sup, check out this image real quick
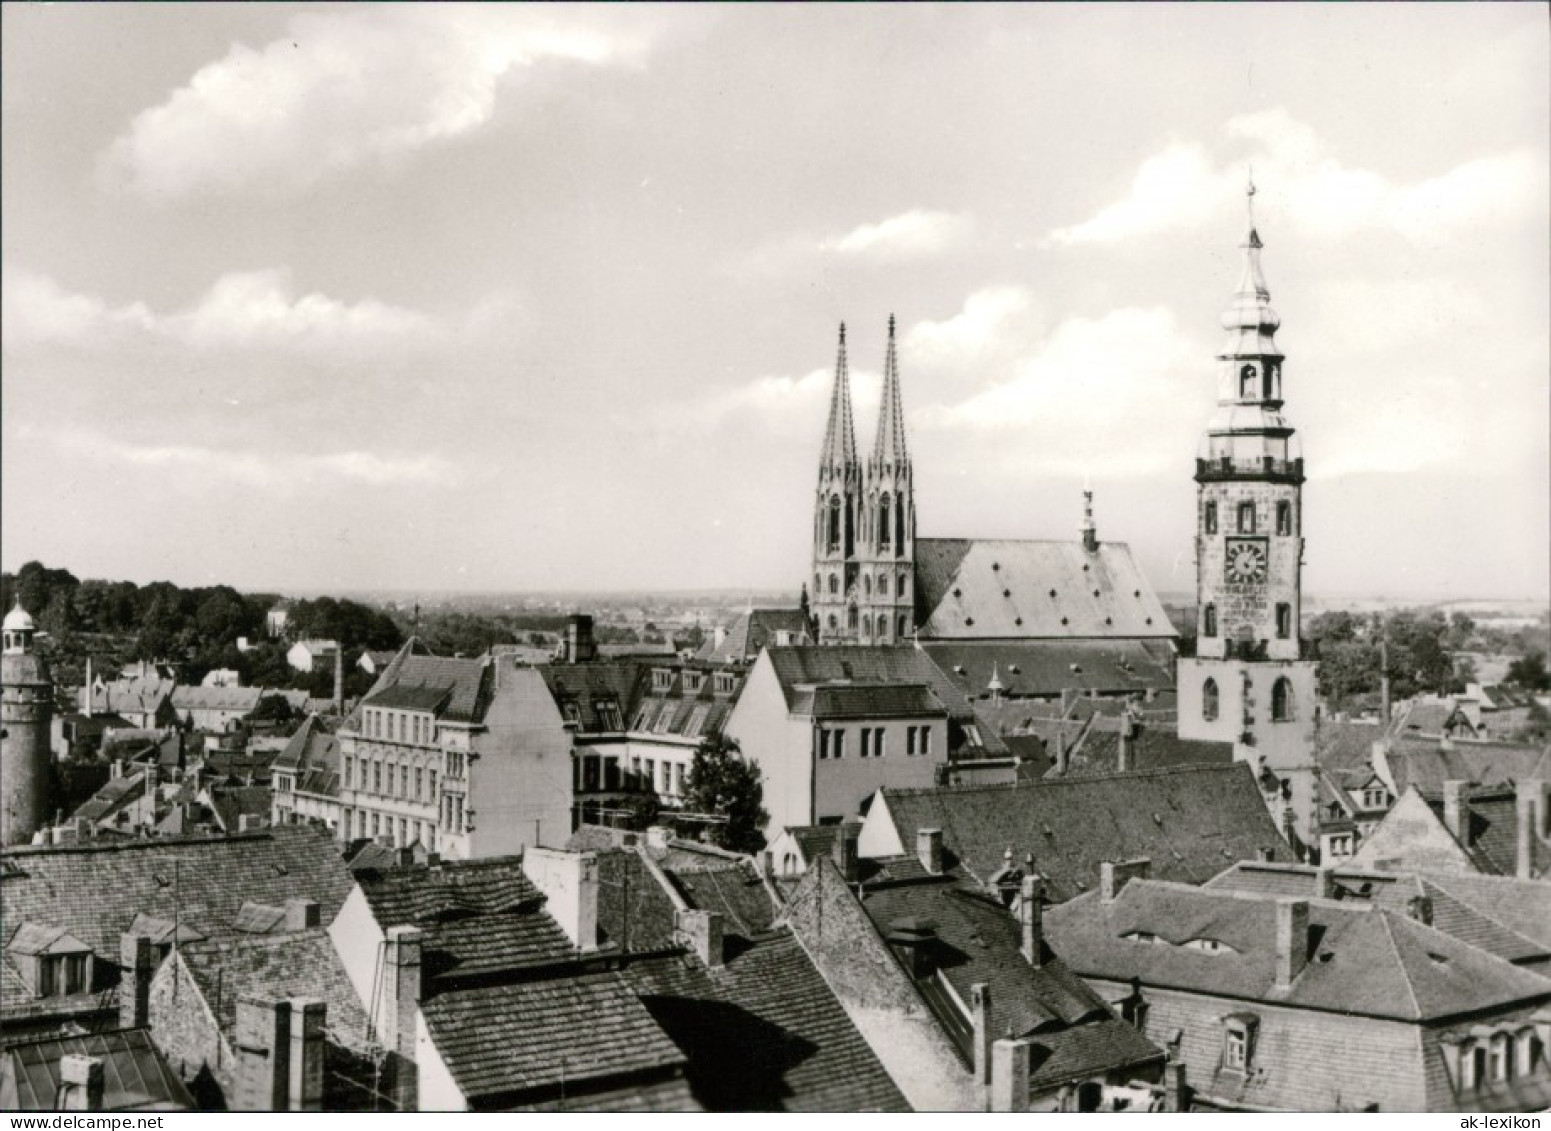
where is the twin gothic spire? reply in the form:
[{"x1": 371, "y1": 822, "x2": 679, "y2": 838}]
[{"x1": 818, "y1": 316, "x2": 909, "y2": 479}]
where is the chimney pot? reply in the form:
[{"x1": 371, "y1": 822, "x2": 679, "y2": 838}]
[
  {"x1": 917, "y1": 827, "x2": 944, "y2": 875},
  {"x1": 1443, "y1": 780, "x2": 1470, "y2": 846},
  {"x1": 524, "y1": 848, "x2": 599, "y2": 951},
  {"x1": 119, "y1": 934, "x2": 155, "y2": 1030}
]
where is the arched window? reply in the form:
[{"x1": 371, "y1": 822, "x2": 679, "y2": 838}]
[
  {"x1": 1239, "y1": 363, "x2": 1257, "y2": 398},
  {"x1": 847, "y1": 606, "x2": 858, "y2": 629},
  {"x1": 827, "y1": 496, "x2": 841, "y2": 551},
  {"x1": 1276, "y1": 501, "x2": 1293, "y2": 536},
  {"x1": 898, "y1": 614, "x2": 910, "y2": 638},
  {"x1": 877, "y1": 614, "x2": 889, "y2": 640},
  {"x1": 1237, "y1": 501, "x2": 1256, "y2": 533},
  {"x1": 827, "y1": 614, "x2": 838, "y2": 629},
  {"x1": 879, "y1": 494, "x2": 892, "y2": 548},
  {"x1": 813, "y1": 573, "x2": 821, "y2": 597},
  {"x1": 828, "y1": 573, "x2": 839, "y2": 595},
  {"x1": 863, "y1": 575, "x2": 872, "y2": 597},
  {"x1": 1271, "y1": 678, "x2": 1293, "y2": 722},
  {"x1": 1203, "y1": 604, "x2": 1217, "y2": 638},
  {"x1": 1276, "y1": 603, "x2": 1292, "y2": 639},
  {"x1": 1202, "y1": 679, "x2": 1219, "y2": 722},
  {"x1": 895, "y1": 500, "x2": 906, "y2": 555},
  {"x1": 899, "y1": 571, "x2": 909, "y2": 595},
  {"x1": 878, "y1": 573, "x2": 889, "y2": 596},
  {"x1": 860, "y1": 617, "x2": 871, "y2": 640},
  {"x1": 1204, "y1": 501, "x2": 1218, "y2": 534}
]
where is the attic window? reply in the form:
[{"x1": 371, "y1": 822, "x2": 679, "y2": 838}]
[
  {"x1": 1134, "y1": 590, "x2": 1141, "y2": 598},
  {"x1": 1069, "y1": 664, "x2": 1081, "y2": 673},
  {"x1": 1428, "y1": 952, "x2": 1449, "y2": 965},
  {"x1": 1145, "y1": 618, "x2": 1153, "y2": 626},
  {"x1": 1105, "y1": 617, "x2": 1113, "y2": 625},
  {"x1": 965, "y1": 617, "x2": 975, "y2": 627},
  {"x1": 1010, "y1": 665, "x2": 1021, "y2": 675},
  {"x1": 1082, "y1": 563, "x2": 1090, "y2": 572}
]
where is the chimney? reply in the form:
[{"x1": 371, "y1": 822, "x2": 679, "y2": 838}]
[
  {"x1": 333, "y1": 645, "x2": 344, "y2": 714},
  {"x1": 381, "y1": 926, "x2": 421, "y2": 1112},
  {"x1": 58, "y1": 1054, "x2": 104, "y2": 1112},
  {"x1": 238, "y1": 813, "x2": 261, "y2": 833},
  {"x1": 1165, "y1": 1058, "x2": 1189, "y2": 1113},
  {"x1": 989, "y1": 1038, "x2": 1030, "y2": 1113},
  {"x1": 234, "y1": 995, "x2": 291, "y2": 1111},
  {"x1": 119, "y1": 934, "x2": 154, "y2": 1029},
  {"x1": 1116, "y1": 721, "x2": 1135, "y2": 774},
  {"x1": 1443, "y1": 780, "x2": 1469, "y2": 846},
  {"x1": 111, "y1": 758, "x2": 124, "y2": 781},
  {"x1": 284, "y1": 898, "x2": 321, "y2": 932},
  {"x1": 1379, "y1": 639, "x2": 1391, "y2": 726},
  {"x1": 1053, "y1": 729, "x2": 1069, "y2": 775},
  {"x1": 524, "y1": 848, "x2": 600, "y2": 951},
  {"x1": 1257, "y1": 847, "x2": 1275, "y2": 863},
  {"x1": 1080, "y1": 489, "x2": 1098, "y2": 554},
  {"x1": 564, "y1": 615, "x2": 597, "y2": 664},
  {"x1": 676, "y1": 908, "x2": 725, "y2": 968},
  {"x1": 971, "y1": 983, "x2": 993, "y2": 1088},
  {"x1": 1516, "y1": 780, "x2": 1544, "y2": 880},
  {"x1": 84, "y1": 656, "x2": 94, "y2": 718},
  {"x1": 286, "y1": 998, "x2": 326, "y2": 1112},
  {"x1": 1100, "y1": 858, "x2": 1150, "y2": 902},
  {"x1": 1274, "y1": 899, "x2": 1311, "y2": 989},
  {"x1": 645, "y1": 825, "x2": 672, "y2": 851},
  {"x1": 917, "y1": 827, "x2": 944, "y2": 875},
  {"x1": 713, "y1": 624, "x2": 727, "y2": 649},
  {"x1": 1314, "y1": 869, "x2": 1337, "y2": 900},
  {"x1": 832, "y1": 825, "x2": 859, "y2": 883},
  {"x1": 1019, "y1": 875, "x2": 1044, "y2": 967}
]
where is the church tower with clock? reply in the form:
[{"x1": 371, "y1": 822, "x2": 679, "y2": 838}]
[{"x1": 1178, "y1": 183, "x2": 1320, "y2": 853}]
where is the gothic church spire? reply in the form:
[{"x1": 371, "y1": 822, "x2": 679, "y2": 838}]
[
  {"x1": 872, "y1": 314, "x2": 909, "y2": 469},
  {"x1": 819, "y1": 323, "x2": 858, "y2": 475}
]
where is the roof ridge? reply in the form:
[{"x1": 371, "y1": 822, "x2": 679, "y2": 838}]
[{"x1": 1376, "y1": 912, "x2": 1424, "y2": 1020}]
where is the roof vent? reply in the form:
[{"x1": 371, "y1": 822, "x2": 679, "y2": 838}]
[
  {"x1": 1061, "y1": 617, "x2": 1069, "y2": 626},
  {"x1": 1010, "y1": 665, "x2": 1021, "y2": 675},
  {"x1": 965, "y1": 617, "x2": 974, "y2": 627},
  {"x1": 1105, "y1": 617, "x2": 1113, "y2": 626},
  {"x1": 1151, "y1": 813, "x2": 1163, "y2": 826},
  {"x1": 954, "y1": 665, "x2": 966, "y2": 675},
  {"x1": 1003, "y1": 589, "x2": 1011, "y2": 598},
  {"x1": 1134, "y1": 590, "x2": 1141, "y2": 598},
  {"x1": 992, "y1": 562, "x2": 1000, "y2": 571},
  {"x1": 1145, "y1": 618, "x2": 1153, "y2": 625},
  {"x1": 1093, "y1": 589, "x2": 1101, "y2": 598},
  {"x1": 1049, "y1": 589, "x2": 1057, "y2": 599},
  {"x1": 1014, "y1": 617, "x2": 1023, "y2": 627}
]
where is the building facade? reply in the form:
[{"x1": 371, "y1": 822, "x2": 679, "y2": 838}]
[{"x1": 1177, "y1": 184, "x2": 1320, "y2": 853}]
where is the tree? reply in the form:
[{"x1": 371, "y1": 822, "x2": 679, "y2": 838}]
[
  {"x1": 681, "y1": 734, "x2": 768, "y2": 854},
  {"x1": 248, "y1": 694, "x2": 299, "y2": 725},
  {"x1": 1507, "y1": 650, "x2": 1550, "y2": 692}
]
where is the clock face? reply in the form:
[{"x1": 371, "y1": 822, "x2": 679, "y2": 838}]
[{"x1": 1225, "y1": 538, "x2": 1269, "y2": 584}]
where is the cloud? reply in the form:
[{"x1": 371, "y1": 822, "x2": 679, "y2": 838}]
[
  {"x1": 903, "y1": 286, "x2": 1037, "y2": 367},
  {"x1": 828, "y1": 209, "x2": 975, "y2": 258},
  {"x1": 53, "y1": 429, "x2": 462, "y2": 491},
  {"x1": 3, "y1": 266, "x2": 451, "y2": 357},
  {"x1": 99, "y1": 6, "x2": 659, "y2": 201},
  {"x1": 1044, "y1": 108, "x2": 1545, "y2": 246}
]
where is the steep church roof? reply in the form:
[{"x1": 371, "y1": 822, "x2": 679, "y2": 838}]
[{"x1": 914, "y1": 538, "x2": 1174, "y2": 640}]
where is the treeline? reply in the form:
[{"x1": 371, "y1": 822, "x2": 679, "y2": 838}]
[{"x1": 0, "y1": 561, "x2": 399, "y2": 693}]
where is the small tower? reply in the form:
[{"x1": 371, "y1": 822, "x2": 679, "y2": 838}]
[
  {"x1": 858, "y1": 315, "x2": 917, "y2": 645},
  {"x1": 2, "y1": 599, "x2": 54, "y2": 846},
  {"x1": 1177, "y1": 182, "x2": 1319, "y2": 855},
  {"x1": 811, "y1": 324, "x2": 863, "y2": 643}
]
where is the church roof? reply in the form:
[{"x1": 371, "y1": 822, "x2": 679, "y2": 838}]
[{"x1": 914, "y1": 538, "x2": 1174, "y2": 640}]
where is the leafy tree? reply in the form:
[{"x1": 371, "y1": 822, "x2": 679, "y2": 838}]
[
  {"x1": 1507, "y1": 650, "x2": 1550, "y2": 692},
  {"x1": 682, "y1": 734, "x2": 768, "y2": 854},
  {"x1": 248, "y1": 694, "x2": 299, "y2": 724},
  {"x1": 614, "y1": 791, "x2": 662, "y2": 831}
]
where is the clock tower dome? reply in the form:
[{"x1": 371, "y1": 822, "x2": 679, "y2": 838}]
[{"x1": 1178, "y1": 182, "x2": 1320, "y2": 854}]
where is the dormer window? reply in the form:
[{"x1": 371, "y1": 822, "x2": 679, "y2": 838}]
[
  {"x1": 682, "y1": 672, "x2": 704, "y2": 694},
  {"x1": 595, "y1": 700, "x2": 623, "y2": 731},
  {"x1": 7, "y1": 924, "x2": 94, "y2": 998},
  {"x1": 714, "y1": 673, "x2": 736, "y2": 695},
  {"x1": 561, "y1": 700, "x2": 582, "y2": 725},
  {"x1": 1223, "y1": 1014, "x2": 1259, "y2": 1072},
  {"x1": 651, "y1": 669, "x2": 674, "y2": 691}
]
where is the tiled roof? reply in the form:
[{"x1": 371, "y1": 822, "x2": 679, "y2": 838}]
[
  {"x1": 507, "y1": 1075, "x2": 701, "y2": 1112},
  {"x1": 696, "y1": 608, "x2": 813, "y2": 664},
  {"x1": 591, "y1": 848, "x2": 680, "y2": 953},
  {"x1": 170, "y1": 685, "x2": 264, "y2": 713},
  {"x1": 419, "y1": 970, "x2": 687, "y2": 1105},
  {"x1": 208, "y1": 785, "x2": 273, "y2": 833},
  {"x1": 0, "y1": 826, "x2": 354, "y2": 972},
  {"x1": 626, "y1": 934, "x2": 911, "y2": 1111},
  {"x1": 1420, "y1": 785, "x2": 1551, "y2": 878},
  {"x1": 364, "y1": 684, "x2": 453, "y2": 712},
  {"x1": 1204, "y1": 863, "x2": 1551, "y2": 967},
  {"x1": 922, "y1": 639, "x2": 1174, "y2": 700},
  {"x1": 914, "y1": 538, "x2": 1174, "y2": 640},
  {"x1": 808, "y1": 682, "x2": 945, "y2": 720},
  {"x1": 1388, "y1": 737, "x2": 1551, "y2": 796},
  {"x1": 0, "y1": 1029, "x2": 195, "y2": 1111},
  {"x1": 355, "y1": 857, "x2": 574, "y2": 981},
  {"x1": 1048, "y1": 718, "x2": 1233, "y2": 778},
  {"x1": 874, "y1": 764, "x2": 1288, "y2": 901},
  {"x1": 178, "y1": 929, "x2": 372, "y2": 1053},
  {"x1": 359, "y1": 640, "x2": 490, "y2": 724},
  {"x1": 537, "y1": 661, "x2": 646, "y2": 733},
  {"x1": 73, "y1": 772, "x2": 147, "y2": 824},
  {"x1": 665, "y1": 860, "x2": 777, "y2": 940},
  {"x1": 273, "y1": 714, "x2": 339, "y2": 776},
  {"x1": 1044, "y1": 879, "x2": 1551, "y2": 1021},
  {"x1": 87, "y1": 677, "x2": 175, "y2": 718}
]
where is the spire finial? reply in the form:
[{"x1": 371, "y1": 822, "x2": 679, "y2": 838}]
[{"x1": 888, "y1": 312, "x2": 896, "y2": 338}]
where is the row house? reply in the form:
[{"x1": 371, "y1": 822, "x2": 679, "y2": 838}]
[
  {"x1": 270, "y1": 715, "x2": 342, "y2": 832},
  {"x1": 336, "y1": 641, "x2": 572, "y2": 858},
  {"x1": 1043, "y1": 864, "x2": 1551, "y2": 1111}
]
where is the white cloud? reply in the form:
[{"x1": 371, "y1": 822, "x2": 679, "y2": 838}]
[
  {"x1": 1044, "y1": 108, "x2": 1545, "y2": 246},
  {"x1": 903, "y1": 286, "x2": 1037, "y2": 366},
  {"x1": 3, "y1": 266, "x2": 449, "y2": 357},
  {"x1": 828, "y1": 209, "x2": 975, "y2": 258},
  {"x1": 99, "y1": 6, "x2": 659, "y2": 201},
  {"x1": 54, "y1": 429, "x2": 462, "y2": 490}
]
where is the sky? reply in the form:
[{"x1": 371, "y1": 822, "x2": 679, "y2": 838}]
[{"x1": 3, "y1": 3, "x2": 1547, "y2": 602}]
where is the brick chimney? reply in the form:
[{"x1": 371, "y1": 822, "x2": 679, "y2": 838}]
[
  {"x1": 563, "y1": 615, "x2": 597, "y2": 664},
  {"x1": 1442, "y1": 780, "x2": 1470, "y2": 847},
  {"x1": 286, "y1": 998, "x2": 326, "y2": 1112},
  {"x1": 1116, "y1": 720, "x2": 1136, "y2": 774},
  {"x1": 832, "y1": 825, "x2": 859, "y2": 883},
  {"x1": 1100, "y1": 858, "x2": 1150, "y2": 902},
  {"x1": 524, "y1": 847, "x2": 600, "y2": 951},
  {"x1": 119, "y1": 934, "x2": 154, "y2": 1029},
  {"x1": 675, "y1": 908, "x2": 725, "y2": 968},
  {"x1": 1053, "y1": 730, "x2": 1069, "y2": 776},
  {"x1": 378, "y1": 927, "x2": 420, "y2": 1112},
  {"x1": 58, "y1": 1054, "x2": 104, "y2": 1111},
  {"x1": 1165, "y1": 1058, "x2": 1189, "y2": 1112},
  {"x1": 1019, "y1": 875, "x2": 1044, "y2": 968},
  {"x1": 989, "y1": 1038, "x2": 1030, "y2": 1113},
  {"x1": 333, "y1": 646, "x2": 344, "y2": 714},
  {"x1": 971, "y1": 982, "x2": 993, "y2": 1088},
  {"x1": 917, "y1": 827, "x2": 944, "y2": 875},
  {"x1": 284, "y1": 898, "x2": 320, "y2": 932},
  {"x1": 1274, "y1": 899, "x2": 1311, "y2": 989},
  {"x1": 1517, "y1": 780, "x2": 1546, "y2": 879},
  {"x1": 234, "y1": 995, "x2": 291, "y2": 1111}
]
